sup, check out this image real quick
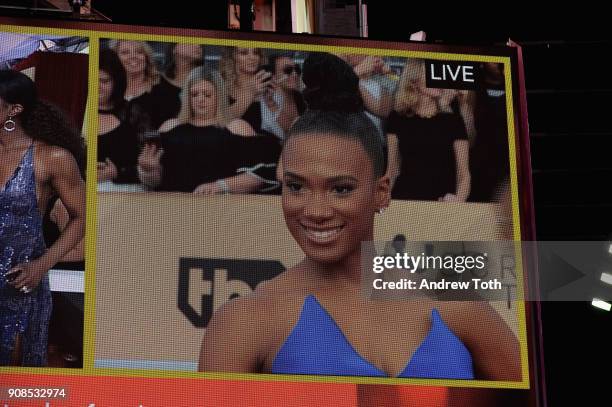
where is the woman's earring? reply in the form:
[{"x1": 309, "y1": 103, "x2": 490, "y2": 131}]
[
  {"x1": 377, "y1": 207, "x2": 386, "y2": 215},
  {"x1": 3, "y1": 116, "x2": 16, "y2": 132}
]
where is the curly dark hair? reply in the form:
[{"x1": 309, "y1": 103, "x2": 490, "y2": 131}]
[{"x1": 0, "y1": 70, "x2": 86, "y2": 175}]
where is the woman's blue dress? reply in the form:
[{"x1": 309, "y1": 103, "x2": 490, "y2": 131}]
[{"x1": 0, "y1": 144, "x2": 52, "y2": 366}]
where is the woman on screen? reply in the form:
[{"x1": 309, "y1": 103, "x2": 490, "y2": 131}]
[
  {"x1": 198, "y1": 94, "x2": 520, "y2": 380},
  {"x1": 387, "y1": 59, "x2": 471, "y2": 202},
  {"x1": 137, "y1": 67, "x2": 280, "y2": 194},
  {"x1": 0, "y1": 70, "x2": 85, "y2": 366},
  {"x1": 219, "y1": 47, "x2": 273, "y2": 132},
  {"x1": 97, "y1": 48, "x2": 141, "y2": 185},
  {"x1": 110, "y1": 40, "x2": 159, "y2": 101},
  {"x1": 149, "y1": 43, "x2": 205, "y2": 129},
  {"x1": 108, "y1": 40, "x2": 159, "y2": 131},
  {"x1": 258, "y1": 52, "x2": 306, "y2": 141}
]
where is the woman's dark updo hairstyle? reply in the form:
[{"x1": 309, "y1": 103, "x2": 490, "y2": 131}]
[
  {"x1": 301, "y1": 52, "x2": 364, "y2": 112},
  {"x1": 286, "y1": 52, "x2": 386, "y2": 178},
  {"x1": 0, "y1": 70, "x2": 86, "y2": 175},
  {"x1": 288, "y1": 110, "x2": 387, "y2": 178}
]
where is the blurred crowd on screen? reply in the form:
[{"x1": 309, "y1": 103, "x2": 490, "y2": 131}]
[{"x1": 97, "y1": 39, "x2": 508, "y2": 202}]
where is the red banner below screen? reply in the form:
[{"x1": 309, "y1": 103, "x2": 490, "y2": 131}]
[{"x1": 0, "y1": 374, "x2": 453, "y2": 406}]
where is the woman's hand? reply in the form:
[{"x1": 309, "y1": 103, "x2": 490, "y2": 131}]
[
  {"x1": 6, "y1": 260, "x2": 48, "y2": 292},
  {"x1": 193, "y1": 182, "x2": 221, "y2": 195},
  {"x1": 354, "y1": 56, "x2": 387, "y2": 78},
  {"x1": 379, "y1": 59, "x2": 392, "y2": 75},
  {"x1": 253, "y1": 70, "x2": 272, "y2": 96},
  {"x1": 97, "y1": 158, "x2": 118, "y2": 182},
  {"x1": 263, "y1": 82, "x2": 279, "y2": 109},
  {"x1": 137, "y1": 144, "x2": 163, "y2": 173},
  {"x1": 137, "y1": 144, "x2": 164, "y2": 188}
]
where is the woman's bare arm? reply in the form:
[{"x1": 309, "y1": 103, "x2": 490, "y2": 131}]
[
  {"x1": 386, "y1": 133, "x2": 401, "y2": 189},
  {"x1": 361, "y1": 82, "x2": 393, "y2": 118},
  {"x1": 50, "y1": 199, "x2": 84, "y2": 262},
  {"x1": 193, "y1": 173, "x2": 266, "y2": 194},
  {"x1": 41, "y1": 146, "x2": 86, "y2": 270},
  {"x1": 227, "y1": 70, "x2": 270, "y2": 120},
  {"x1": 448, "y1": 301, "x2": 522, "y2": 381},
  {"x1": 228, "y1": 91, "x2": 257, "y2": 120},
  {"x1": 453, "y1": 139, "x2": 471, "y2": 201},
  {"x1": 226, "y1": 172, "x2": 266, "y2": 193},
  {"x1": 227, "y1": 119, "x2": 256, "y2": 137},
  {"x1": 457, "y1": 90, "x2": 477, "y2": 144},
  {"x1": 199, "y1": 296, "x2": 267, "y2": 373}
]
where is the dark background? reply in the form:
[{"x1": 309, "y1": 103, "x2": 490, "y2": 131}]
[
  {"x1": 2, "y1": 1, "x2": 610, "y2": 404},
  {"x1": 372, "y1": 13, "x2": 612, "y2": 405}
]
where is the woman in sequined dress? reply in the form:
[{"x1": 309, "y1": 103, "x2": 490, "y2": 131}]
[{"x1": 0, "y1": 70, "x2": 86, "y2": 366}]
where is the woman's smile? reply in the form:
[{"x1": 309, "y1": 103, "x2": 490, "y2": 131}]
[{"x1": 300, "y1": 223, "x2": 345, "y2": 245}]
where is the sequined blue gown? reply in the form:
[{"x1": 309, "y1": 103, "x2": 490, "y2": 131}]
[{"x1": 0, "y1": 144, "x2": 52, "y2": 366}]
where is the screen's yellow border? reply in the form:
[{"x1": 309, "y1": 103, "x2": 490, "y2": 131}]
[{"x1": 0, "y1": 23, "x2": 530, "y2": 390}]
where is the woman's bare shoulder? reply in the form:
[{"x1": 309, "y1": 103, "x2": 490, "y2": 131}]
[
  {"x1": 435, "y1": 300, "x2": 521, "y2": 381},
  {"x1": 98, "y1": 113, "x2": 121, "y2": 135},
  {"x1": 159, "y1": 118, "x2": 180, "y2": 132},
  {"x1": 435, "y1": 301, "x2": 504, "y2": 330},
  {"x1": 205, "y1": 264, "x2": 310, "y2": 329},
  {"x1": 204, "y1": 272, "x2": 306, "y2": 350},
  {"x1": 226, "y1": 119, "x2": 255, "y2": 137},
  {"x1": 34, "y1": 143, "x2": 77, "y2": 169},
  {"x1": 254, "y1": 266, "x2": 315, "y2": 298}
]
